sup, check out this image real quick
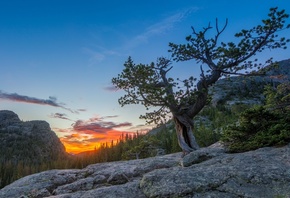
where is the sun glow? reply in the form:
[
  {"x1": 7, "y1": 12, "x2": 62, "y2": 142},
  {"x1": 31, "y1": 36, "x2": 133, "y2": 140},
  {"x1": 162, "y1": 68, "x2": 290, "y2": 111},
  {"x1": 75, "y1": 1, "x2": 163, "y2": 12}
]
[{"x1": 58, "y1": 129, "x2": 134, "y2": 154}]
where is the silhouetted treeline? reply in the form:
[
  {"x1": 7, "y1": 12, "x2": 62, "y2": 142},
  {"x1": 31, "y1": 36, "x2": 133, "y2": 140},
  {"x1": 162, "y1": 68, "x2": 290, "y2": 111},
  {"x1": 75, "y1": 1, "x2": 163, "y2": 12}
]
[{"x1": 0, "y1": 131, "x2": 177, "y2": 188}]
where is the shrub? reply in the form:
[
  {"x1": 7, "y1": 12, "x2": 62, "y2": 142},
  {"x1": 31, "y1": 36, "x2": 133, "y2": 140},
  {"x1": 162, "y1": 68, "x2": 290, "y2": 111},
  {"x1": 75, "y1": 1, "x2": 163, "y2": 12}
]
[{"x1": 221, "y1": 106, "x2": 290, "y2": 153}]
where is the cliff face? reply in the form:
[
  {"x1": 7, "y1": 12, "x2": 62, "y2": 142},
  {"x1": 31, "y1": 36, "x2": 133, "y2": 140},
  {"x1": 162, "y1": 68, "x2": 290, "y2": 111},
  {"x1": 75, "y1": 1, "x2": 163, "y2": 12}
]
[
  {"x1": 0, "y1": 143, "x2": 289, "y2": 198},
  {"x1": 0, "y1": 110, "x2": 67, "y2": 163},
  {"x1": 210, "y1": 58, "x2": 290, "y2": 106}
]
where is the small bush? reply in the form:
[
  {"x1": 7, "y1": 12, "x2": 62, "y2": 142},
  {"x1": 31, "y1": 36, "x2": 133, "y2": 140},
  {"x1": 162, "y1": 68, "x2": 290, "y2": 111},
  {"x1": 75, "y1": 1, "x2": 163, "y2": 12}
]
[{"x1": 221, "y1": 106, "x2": 290, "y2": 153}]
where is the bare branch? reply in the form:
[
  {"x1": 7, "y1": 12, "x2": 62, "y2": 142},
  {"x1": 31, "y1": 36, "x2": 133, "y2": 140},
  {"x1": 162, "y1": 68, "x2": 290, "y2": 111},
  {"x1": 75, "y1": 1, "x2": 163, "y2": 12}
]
[{"x1": 216, "y1": 18, "x2": 228, "y2": 35}]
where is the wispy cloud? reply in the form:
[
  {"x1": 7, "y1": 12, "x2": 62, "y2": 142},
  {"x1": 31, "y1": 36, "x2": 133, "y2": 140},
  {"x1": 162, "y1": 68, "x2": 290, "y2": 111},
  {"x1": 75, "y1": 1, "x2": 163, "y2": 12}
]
[
  {"x1": 103, "y1": 85, "x2": 118, "y2": 92},
  {"x1": 49, "y1": 113, "x2": 72, "y2": 121},
  {"x1": 145, "y1": 8, "x2": 197, "y2": 36},
  {"x1": 0, "y1": 91, "x2": 78, "y2": 113},
  {"x1": 82, "y1": 47, "x2": 105, "y2": 64},
  {"x1": 77, "y1": 109, "x2": 87, "y2": 112},
  {"x1": 84, "y1": 7, "x2": 198, "y2": 65},
  {"x1": 102, "y1": 115, "x2": 119, "y2": 119},
  {"x1": 82, "y1": 47, "x2": 121, "y2": 66},
  {"x1": 125, "y1": 7, "x2": 198, "y2": 49}
]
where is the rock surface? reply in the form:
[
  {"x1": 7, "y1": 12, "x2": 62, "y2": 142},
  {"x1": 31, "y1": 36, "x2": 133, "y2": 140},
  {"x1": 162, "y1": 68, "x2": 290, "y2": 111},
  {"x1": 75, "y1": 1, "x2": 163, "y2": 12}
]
[
  {"x1": 1, "y1": 143, "x2": 289, "y2": 198},
  {"x1": 0, "y1": 110, "x2": 67, "y2": 162},
  {"x1": 210, "y1": 58, "x2": 290, "y2": 106}
]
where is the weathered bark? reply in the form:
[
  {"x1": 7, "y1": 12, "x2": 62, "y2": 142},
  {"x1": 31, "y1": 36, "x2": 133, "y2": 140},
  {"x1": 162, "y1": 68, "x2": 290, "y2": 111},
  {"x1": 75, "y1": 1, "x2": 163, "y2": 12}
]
[
  {"x1": 173, "y1": 70, "x2": 222, "y2": 155},
  {"x1": 173, "y1": 114, "x2": 199, "y2": 155}
]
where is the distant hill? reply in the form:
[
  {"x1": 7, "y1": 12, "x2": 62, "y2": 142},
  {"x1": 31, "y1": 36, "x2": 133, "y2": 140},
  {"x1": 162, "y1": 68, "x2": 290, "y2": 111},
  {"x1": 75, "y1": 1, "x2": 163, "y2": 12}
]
[{"x1": 0, "y1": 110, "x2": 68, "y2": 163}]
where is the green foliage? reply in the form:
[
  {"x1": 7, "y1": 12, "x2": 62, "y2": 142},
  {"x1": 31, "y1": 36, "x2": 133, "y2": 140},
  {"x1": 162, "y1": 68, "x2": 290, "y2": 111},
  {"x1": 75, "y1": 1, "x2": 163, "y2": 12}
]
[
  {"x1": 264, "y1": 81, "x2": 290, "y2": 112},
  {"x1": 112, "y1": 57, "x2": 199, "y2": 125},
  {"x1": 169, "y1": 7, "x2": 289, "y2": 74},
  {"x1": 221, "y1": 105, "x2": 290, "y2": 153},
  {"x1": 121, "y1": 135, "x2": 161, "y2": 160},
  {"x1": 214, "y1": 79, "x2": 290, "y2": 153},
  {"x1": 144, "y1": 103, "x2": 250, "y2": 151},
  {"x1": 206, "y1": 76, "x2": 290, "y2": 153},
  {"x1": 0, "y1": 124, "x2": 69, "y2": 188},
  {"x1": 0, "y1": 155, "x2": 70, "y2": 189},
  {"x1": 154, "y1": 124, "x2": 182, "y2": 153},
  {"x1": 194, "y1": 104, "x2": 244, "y2": 147}
]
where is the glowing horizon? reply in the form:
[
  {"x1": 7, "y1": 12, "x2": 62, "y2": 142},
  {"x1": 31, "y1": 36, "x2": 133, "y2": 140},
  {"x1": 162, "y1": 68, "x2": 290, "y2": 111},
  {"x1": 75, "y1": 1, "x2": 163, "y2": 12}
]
[
  {"x1": 53, "y1": 116, "x2": 150, "y2": 154},
  {"x1": 58, "y1": 129, "x2": 139, "y2": 154}
]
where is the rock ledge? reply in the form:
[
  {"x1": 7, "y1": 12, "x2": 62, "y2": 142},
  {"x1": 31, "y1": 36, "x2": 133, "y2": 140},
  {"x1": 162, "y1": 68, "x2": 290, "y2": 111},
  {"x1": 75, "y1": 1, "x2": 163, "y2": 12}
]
[{"x1": 0, "y1": 143, "x2": 289, "y2": 198}]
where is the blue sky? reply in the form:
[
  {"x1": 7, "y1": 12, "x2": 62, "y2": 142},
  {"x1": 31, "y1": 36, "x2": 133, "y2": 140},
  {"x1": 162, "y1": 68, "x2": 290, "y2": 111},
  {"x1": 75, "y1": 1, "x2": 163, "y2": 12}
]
[{"x1": 1, "y1": 0, "x2": 290, "y2": 153}]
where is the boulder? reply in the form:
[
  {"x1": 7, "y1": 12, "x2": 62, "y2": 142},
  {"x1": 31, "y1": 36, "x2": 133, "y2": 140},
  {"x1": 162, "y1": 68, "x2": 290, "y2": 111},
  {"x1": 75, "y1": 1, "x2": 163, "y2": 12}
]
[{"x1": 140, "y1": 144, "x2": 290, "y2": 198}]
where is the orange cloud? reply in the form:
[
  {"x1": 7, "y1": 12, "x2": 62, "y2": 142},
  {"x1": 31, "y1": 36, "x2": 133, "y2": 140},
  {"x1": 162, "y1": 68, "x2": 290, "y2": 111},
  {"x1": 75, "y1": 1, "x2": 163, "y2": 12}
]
[
  {"x1": 55, "y1": 116, "x2": 136, "y2": 154},
  {"x1": 59, "y1": 129, "x2": 133, "y2": 154}
]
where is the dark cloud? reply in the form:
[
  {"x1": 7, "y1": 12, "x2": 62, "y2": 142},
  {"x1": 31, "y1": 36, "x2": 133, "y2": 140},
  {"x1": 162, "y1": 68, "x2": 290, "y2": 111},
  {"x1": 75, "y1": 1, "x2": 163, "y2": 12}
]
[
  {"x1": 0, "y1": 91, "x2": 78, "y2": 113},
  {"x1": 114, "y1": 122, "x2": 133, "y2": 128},
  {"x1": 103, "y1": 85, "x2": 119, "y2": 92},
  {"x1": 49, "y1": 96, "x2": 57, "y2": 102},
  {"x1": 85, "y1": 137, "x2": 106, "y2": 142},
  {"x1": 0, "y1": 91, "x2": 60, "y2": 106},
  {"x1": 73, "y1": 121, "x2": 110, "y2": 133},
  {"x1": 49, "y1": 113, "x2": 71, "y2": 120},
  {"x1": 53, "y1": 128, "x2": 71, "y2": 133},
  {"x1": 88, "y1": 116, "x2": 103, "y2": 122},
  {"x1": 62, "y1": 139, "x2": 83, "y2": 144},
  {"x1": 87, "y1": 115, "x2": 118, "y2": 122},
  {"x1": 103, "y1": 115, "x2": 118, "y2": 119},
  {"x1": 72, "y1": 118, "x2": 132, "y2": 134}
]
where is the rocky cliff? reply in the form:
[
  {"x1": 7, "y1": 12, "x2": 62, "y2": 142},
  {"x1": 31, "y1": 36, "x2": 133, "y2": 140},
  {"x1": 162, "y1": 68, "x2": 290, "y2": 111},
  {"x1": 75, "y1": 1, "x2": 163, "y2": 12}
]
[
  {"x1": 210, "y1": 58, "x2": 290, "y2": 106},
  {"x1": 0, "y1": 142, "x2": 289, "y2": 198},
  {"x1": 0, "y1": 110, "x2": 67, "y2": 163}
]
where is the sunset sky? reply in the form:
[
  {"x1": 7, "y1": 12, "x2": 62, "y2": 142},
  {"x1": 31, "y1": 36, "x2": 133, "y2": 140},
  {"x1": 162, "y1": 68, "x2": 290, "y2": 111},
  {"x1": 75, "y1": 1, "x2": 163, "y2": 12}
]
[{"x1": 1, "y1": 0, "x2": 290, "y2": 154}]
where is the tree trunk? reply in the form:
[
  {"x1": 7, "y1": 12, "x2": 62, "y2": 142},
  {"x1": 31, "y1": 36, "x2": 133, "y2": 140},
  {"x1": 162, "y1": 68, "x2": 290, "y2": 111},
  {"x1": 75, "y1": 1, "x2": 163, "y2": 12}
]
[
  {"x1": 173, "y1": 114, "x2": 199, "y2": 156},
  {"x1": 172, "y1": 70, "x2": 221, "y2": 155}
]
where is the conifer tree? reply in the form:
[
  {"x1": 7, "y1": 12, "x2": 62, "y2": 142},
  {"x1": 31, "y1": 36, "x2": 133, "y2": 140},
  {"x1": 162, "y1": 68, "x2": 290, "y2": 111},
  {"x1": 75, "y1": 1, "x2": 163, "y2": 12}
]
[{"x1": 112, "y1": 7, "x2": 290, "y2": 154}]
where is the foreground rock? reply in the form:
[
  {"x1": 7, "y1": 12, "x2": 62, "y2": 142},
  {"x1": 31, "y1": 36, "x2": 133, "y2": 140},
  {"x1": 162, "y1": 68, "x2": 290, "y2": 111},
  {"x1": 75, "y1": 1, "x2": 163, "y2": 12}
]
[{"x1": 1, "y1": 143, "x2": 289, "y2": 198}]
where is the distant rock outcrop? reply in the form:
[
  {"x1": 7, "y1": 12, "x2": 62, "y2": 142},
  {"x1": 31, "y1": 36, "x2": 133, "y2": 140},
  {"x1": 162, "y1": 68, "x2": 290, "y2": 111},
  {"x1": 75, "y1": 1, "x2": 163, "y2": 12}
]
[
  {"x1": 0, "y1": 110, "x2": 67, "y2": 163},
  {"x1": 210, "y1": 58, "x2": 290, "y2": 106},
  {"x1": 0, "y1": 143, "x2": 289, "y2": 198}
]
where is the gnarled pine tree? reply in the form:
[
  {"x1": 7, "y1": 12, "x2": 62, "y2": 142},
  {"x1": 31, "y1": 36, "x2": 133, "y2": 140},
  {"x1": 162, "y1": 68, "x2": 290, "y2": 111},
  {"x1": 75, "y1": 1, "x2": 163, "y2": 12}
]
[{"x1": 112, "y1": 7, "x2": 290, "y2": 155}]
